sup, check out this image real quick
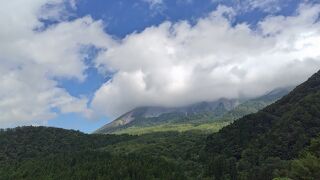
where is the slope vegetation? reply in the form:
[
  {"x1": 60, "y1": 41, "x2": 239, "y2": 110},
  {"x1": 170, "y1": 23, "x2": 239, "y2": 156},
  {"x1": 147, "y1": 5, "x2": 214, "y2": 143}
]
[
  {"x1": 96, "y1": 88, "x2": 290, "y2": 135},
  {"x1": 205, "y1": 70, "x2": 320, "y2": 179}
]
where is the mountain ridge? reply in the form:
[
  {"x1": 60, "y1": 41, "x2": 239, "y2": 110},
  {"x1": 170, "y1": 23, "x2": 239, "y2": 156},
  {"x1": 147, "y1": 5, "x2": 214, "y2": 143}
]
[
  {"x1": 205, "y1": 70, "x2": 320, "y2": 179},
  {"x1": 95, "y1": 98, "x2": 240, "y2": 134},
  {"x1": 96, "y1": 87, "x2": 292, "y2": 134}
]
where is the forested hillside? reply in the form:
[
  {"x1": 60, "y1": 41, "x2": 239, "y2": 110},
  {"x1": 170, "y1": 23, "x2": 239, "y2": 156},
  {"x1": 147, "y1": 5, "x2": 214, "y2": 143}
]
[
  {"x1": 205, "y1": 70, "x2": 320, "y2": 179},
  {"x1": 0, "y1": 127, "x2": 206, "y2": 179}
]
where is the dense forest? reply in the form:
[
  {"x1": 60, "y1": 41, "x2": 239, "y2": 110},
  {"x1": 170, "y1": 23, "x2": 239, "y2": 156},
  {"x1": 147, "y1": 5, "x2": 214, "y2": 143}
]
[
  {"x1": 0, "y1": 127, "x2": 206, "y2": 179},
  {"x1": 1, "y1": 70, "x2": 320, "y2": 179},
  {"x1": 205, "y1": 70, "x2": 320, "y2": 179}
]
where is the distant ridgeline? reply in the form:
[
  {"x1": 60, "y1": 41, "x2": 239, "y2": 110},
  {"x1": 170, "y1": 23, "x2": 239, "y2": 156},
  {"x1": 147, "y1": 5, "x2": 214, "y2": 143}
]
[
  {"x1": 1, "y1": 70, "x2": 320, "y2": 179},
  {"x1": 95, "y1": 87, "x2": 292, "y2": 135}
]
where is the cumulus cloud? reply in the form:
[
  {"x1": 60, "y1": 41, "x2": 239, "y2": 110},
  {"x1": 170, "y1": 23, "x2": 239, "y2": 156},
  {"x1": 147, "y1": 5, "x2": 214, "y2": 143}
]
[
  {"x1": 92, "y1": 4, "x2": 320, "y2": 118},
  {"x1": 2, "y1": 0, "x2": 320, "y2": 127},
  {"x1": 0, "y1": 0, "x2": 110, "y2": 127}
]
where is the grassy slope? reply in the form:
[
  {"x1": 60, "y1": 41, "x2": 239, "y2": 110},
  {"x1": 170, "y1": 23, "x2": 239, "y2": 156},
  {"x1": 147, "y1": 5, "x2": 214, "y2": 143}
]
[
  {"x1": 111, "y1": 98, "x2": 277, "y2": 135},
  {"x1": 113, "y1": 122, "x2": 230, "y2": 135},
  {"x1": 106, "y1": 91, "x2": 288, "y2": 135}
]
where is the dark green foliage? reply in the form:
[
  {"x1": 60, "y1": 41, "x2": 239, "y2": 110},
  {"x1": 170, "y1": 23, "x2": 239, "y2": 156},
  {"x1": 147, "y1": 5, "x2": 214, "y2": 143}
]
[
  {"x1": 274, "y1": 135, "x2": 320, "y2": 180},
  {"x1": 103, "y1": 131, "x2": 207, "y2": 177},
  {"x1": 0, "y1": 126, "x2": 205, "y2": 179},
  {"x1": 205, "y1": 70, "x2": 320, "y2": 179},
  {"x1": 207, "y1": 155, "x2": 238, "y2": 180},
  {"x1": 0, "y1": 126, "x2": 134, "y2": 163},
  {"x1": 0, "y1": 151, "x2": 185, "y2": 180}
]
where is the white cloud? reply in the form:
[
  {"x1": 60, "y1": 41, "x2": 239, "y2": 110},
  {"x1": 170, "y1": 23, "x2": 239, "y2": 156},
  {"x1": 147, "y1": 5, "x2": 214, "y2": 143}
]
[
  {"x1": 143, "y1": 0, "x2": 165, "y2": 12},
  {"x1": 69, "y1": 0, "x2": 77, "y2": 10},
  {"x1": 212, "y1": 0, "x2": 294, "y2": 13},
  {"x1": 92, "y1": 4, "x2": 320, "y2": 118},
  {"x1": 246, "y1": 0, "x2": 281, "y2": 13},
  {"x1": 1, "y1": 0, "x2": 320, "y2": 127},
  {"x1": 144, "y1": 0, "x2": 163, "y2": 6},
  {"x1": 0, "y1": 0, "x2": 110, "y2": 127}
]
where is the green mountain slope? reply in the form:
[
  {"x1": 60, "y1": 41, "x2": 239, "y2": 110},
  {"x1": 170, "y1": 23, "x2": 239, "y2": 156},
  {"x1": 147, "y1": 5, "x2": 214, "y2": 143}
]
[
  {"x1": 205, "y1": 70, "x2": 320, "y2": 179},
  {"x1": 279, "y1": 135, "x2": 320, "y2": 179},
  {"x1": 96, "y1": 88, "x2": 291, "y2": 135},
  {"x1": 95, "y1": 99, "x2": 239, "y2": 134},
  {"x1": 220, "y1": 87, "x2": 293, "y2": 122}
]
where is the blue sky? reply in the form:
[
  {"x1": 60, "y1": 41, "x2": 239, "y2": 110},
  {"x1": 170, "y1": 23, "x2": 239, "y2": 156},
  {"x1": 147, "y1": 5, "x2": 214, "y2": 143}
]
[
  {"x1": 67, "y1": 0, "x2": 302, "y2": 38},
  {"x1": 50, "y1": 0, "x2": 300, "y2": 133},
  {"x1": 1, "y1": 0, "x2": 320, "y2": 133}
]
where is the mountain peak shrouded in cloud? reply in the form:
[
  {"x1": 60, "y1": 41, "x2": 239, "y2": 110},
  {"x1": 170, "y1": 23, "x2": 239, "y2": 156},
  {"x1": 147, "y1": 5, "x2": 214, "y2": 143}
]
[
  {"x1": 1, "y1": 0, "x2": 320, "y2": 131},
  {"x1": 91, "y1": 3, "x2": 320, "y2": 118}
]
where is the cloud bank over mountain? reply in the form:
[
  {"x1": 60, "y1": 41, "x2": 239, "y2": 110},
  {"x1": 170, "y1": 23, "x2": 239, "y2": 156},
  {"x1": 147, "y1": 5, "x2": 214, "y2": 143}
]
[
  {"x1": 0, "y1": 0, "x2": 320, "y2": 126},
  {"x1": 92, "y1": 4, "x2": 320, "y2": 118}
]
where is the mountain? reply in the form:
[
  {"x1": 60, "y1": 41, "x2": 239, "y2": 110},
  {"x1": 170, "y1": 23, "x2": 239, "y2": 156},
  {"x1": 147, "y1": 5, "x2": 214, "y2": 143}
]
[
  {"x1": 95, "y1": 88, "x2": 291, "y2": 134},
  {"x1": 205, "y1": 70, "x2": 320, "y2": 179},
  {"x1": 1, "y1": 71, "x2": 320, "y2": 179},
  {"x1": 95, "y1": 98, "x2": 239, "y2": 134},
  {"x1": 220, "y1": 87, "x2": 293, "y2": 122}
]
